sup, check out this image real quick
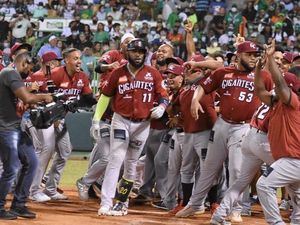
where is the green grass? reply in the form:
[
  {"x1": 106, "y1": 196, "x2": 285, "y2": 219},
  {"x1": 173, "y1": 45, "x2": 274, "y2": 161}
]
[{"x1": 60, "y1": 159, "x2": 89, "y2": 188}]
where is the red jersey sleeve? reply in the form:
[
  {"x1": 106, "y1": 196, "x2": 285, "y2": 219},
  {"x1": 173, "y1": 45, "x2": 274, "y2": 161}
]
[
  {"x1": 200, "y1": 67, "x2": 226, "y2": 94},
  {"x1": 101, "y1": 67, "x2": 120, "y2": 97},
  {"x1": 289, "y1": 91, "x2": 300, "y2": 110},
  {"x1": 152, "y1": 68, "x2": 168, "y2": 102}
]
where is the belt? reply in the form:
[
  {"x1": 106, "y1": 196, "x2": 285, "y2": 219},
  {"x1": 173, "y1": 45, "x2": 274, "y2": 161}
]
[
  {"x1": 121, "y1": 116, "x2": 148, "y2": 123},
  {"x1": 220, "y1": 116, "x2": 250, "y2": 125},
  {"x1": 101, "y1": 118, "x2": 111, "y2": 124},
  {"x1": 250, "y1": 126, "x2": 266, "y2": 134},
  {"x1": 176, "y1": 128, "x2": 184, "y2": 133}
]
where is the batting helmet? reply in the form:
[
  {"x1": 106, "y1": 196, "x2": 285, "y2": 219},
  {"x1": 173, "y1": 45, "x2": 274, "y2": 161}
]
[{"x1": 127, "y1": 38, "x2": 147, "y2": 53}]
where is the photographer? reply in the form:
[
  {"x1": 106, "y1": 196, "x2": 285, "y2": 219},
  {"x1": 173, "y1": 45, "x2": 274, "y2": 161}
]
[
  {"x1": 31, "y1": 48, "x2": 96, "y2": 201},
  {"x1": 0, "y1": 52, "x2": 52, "y2": 220}
]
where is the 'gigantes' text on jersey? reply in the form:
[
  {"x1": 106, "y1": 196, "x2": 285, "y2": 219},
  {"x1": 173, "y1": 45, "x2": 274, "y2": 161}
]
[
  {"x1": 102, "y1": 64, "x2": 168, "y2": 119},
  {"x1": 200, "y1": 66, "x2": 272, "y2": 123},
  {"x1": 50, "y1": 66, "x2": 92, "y2": 97}
]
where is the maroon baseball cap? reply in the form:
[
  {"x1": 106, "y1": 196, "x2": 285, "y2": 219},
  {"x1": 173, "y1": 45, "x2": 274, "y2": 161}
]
[
  {"x1": 10, "y1": 42, "x2": 32, "y2": 56},
  {"x1": 283, "y1": 72, "x2": 300, "y2": 94},
  {"x1": 282, "y1": 52, "x2": 295, "y2": 63},
  {"x1": 237, "y1": 41, "x2": 259, "y2": 53},
  {"x1": 165, "y1": 64, "x2": 184, "y2": 76},
  {"x1": 190, "y1": 54, "x2": 205, "y2": 62},
  {"x1": 41, "y1": 51, "x2": 61, "y2": 63},
  {"x1": 165, "y1": 57, "x2": 184, "y2": 66}
]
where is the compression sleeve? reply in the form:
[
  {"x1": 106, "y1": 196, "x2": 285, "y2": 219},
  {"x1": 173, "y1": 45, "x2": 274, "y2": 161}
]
[{"x1": 93, "y1": 94, "x2": 111, "y2": 121}]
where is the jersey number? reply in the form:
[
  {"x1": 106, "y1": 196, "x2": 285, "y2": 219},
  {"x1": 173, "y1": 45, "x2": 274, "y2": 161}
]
[
  {"x1": 238, "y1": 91, "x2": 253, "y2": 103},
  {"x1": 257, "y1": 104, "x2": 270, "y2": 120},
  {"x1": 142, "y1": 93, "x2": 152, "y2": 102}
]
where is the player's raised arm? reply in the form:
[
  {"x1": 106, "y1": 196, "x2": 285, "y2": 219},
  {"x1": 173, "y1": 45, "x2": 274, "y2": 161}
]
[
  {"x1": 266, "y1": 40, "x2": 291, "y2": 105},
  {"x1": 190, "y1": 85, "x2": 205, "y2": 120},
  {"x1": 254, "y1": 57, "x2": 273, "y2": 106}
]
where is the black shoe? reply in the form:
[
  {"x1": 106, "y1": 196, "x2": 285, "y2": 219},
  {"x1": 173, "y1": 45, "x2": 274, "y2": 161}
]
[
  {"x1": 10, "y1": 206, "x2": 36, "y2": 219},
  {"x1": 133, "y1": 194, "x2": 152, "y2": 203},
  {"x1": 88, "y1": 185, "x2": 99, "y2": 199},
  {"x1": 0, "y1": 210, "x2": 17, "y2": 220},
  {"x1": 151, "y1": 200, "x2": 168, "y2": 210}
]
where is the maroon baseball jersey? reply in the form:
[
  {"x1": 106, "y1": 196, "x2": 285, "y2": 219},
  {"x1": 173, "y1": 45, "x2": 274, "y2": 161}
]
[
  {"x1": 50, "y1": 66, "x2": 92, "y2": 97},
  {"x1": 98, "y1": 50, "x2": 127, "y2": 91},
  {"x1": 200, "y1": 67, "x2": 272, "y2": 123},
  {"x1": 180, "y1": 81, "x2": 217, "y2": 133},
  {"x1": 25, "y1": 70, "x2": 48, "y2": 93},
  {"x1": 102, "y1": 64, "x2": 168, "y2": 119},
  {"x1": 250, "y1": 103, "x2": 272, "y2": 133}
]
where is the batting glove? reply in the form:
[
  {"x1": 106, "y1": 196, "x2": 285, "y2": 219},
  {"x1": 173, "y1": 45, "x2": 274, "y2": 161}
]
[
  {"x1": 90, "y1": 120, "x2": 100, "y2": 140},
  {"x1": 150, "y1": 104, "x2": 165, "y2": 119}
]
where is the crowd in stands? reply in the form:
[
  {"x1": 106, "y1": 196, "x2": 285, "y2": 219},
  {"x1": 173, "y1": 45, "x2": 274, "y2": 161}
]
[{"x1": 0, "y1": 0, "x2": 299, "y2": 78}]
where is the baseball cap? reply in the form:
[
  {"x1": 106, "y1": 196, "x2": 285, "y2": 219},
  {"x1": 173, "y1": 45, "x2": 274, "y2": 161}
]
[
  {"x1": 49, "y1": 35, "x2": 58, "y2": 42},
  {"x1": 165, "y1": 57, "x2": 184, "y2": 66},
  {"x1": 165, "y1": 64, "x2": 184, "y2": 76},
  {"x1": 282, "y1": 52, "x2": 295, "y2": 63},
  {"x1": 293, "y1": 54, "x2": 300, "y2": 62},
  {"x1": 236, "y1": 41, "x2": 259, "y2": 53},
  {"x1": 283, "y1": 72, "x2": 300, "y2": 94},
  {"x1": 41, "y1": 51, "x2": 61, "y2": 63},
  {"x1": 10, "y1": 42, "x2": 32, "y2": 56},
  {"x1": 120, "y1": 33, "x2": 135, "y2": 44},
  {"x1": 190, "y1": 54, "x2": 205, "y2": 62}
]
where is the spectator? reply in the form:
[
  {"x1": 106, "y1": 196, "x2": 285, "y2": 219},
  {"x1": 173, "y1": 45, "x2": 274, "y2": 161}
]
[
  {"x1": 242, "y1": 1, "x2": 257, "y2": 23},
  {"x1": 81, "y1": 47, "x2": 97, "y2": 80},
  {"x1": 10, "y1": 10, "x2": 32, "y2": 43},
  {"x1": 209, "y1": 0, "x2": 226, "y2": 16},
  {"x1": 66, "y1": 30, "x2": 79, "y2": 48},
  {"x1": 225, "y1": 4, "x2": 243, "y2": 33},
  {"x1": 123, "y1": 19, "x2": 136, "y2": 34},
  {"x1": 209, "y1": 6, "x2": 226, "y2": 38},
  {"x1": 195, "y1": 0, "x2": 209, "y2": 22},
  {"x1": 0, "y1": 12, "x2": 10, "y2": 42},
  {"x1": 72, "y1": 14, "x2": 85, "y2": 33},
  {"x1": 282, "y1": 0, "x2": 294, "y2": 12},
  {"x1": 83, "y1": 24, "x2": 93, "y2": 41},
  {"x1": 107, "y1": 5, "x2": 122, "y2": 21},
  {"x1": 147, "y1": 27, "x2": 160, "y2": 44},
  {"x1": 0, "y1": 2, "x2": 16, "y2": 17},
  {"x1": 93, "y1": 22, "x2": 110, "y2": 44},
  {"x1": 138, "y1": 21, "x2": 150, "y2": 39},
  {"x1": 139, "y1": 0, "x2": 154, "y2": 21},
  {"x1": 76, "y1": 32, "x2": 93, "y2": 51},
  {"x1": 25, "y1": 27, "x2": 36, "y2": 47},
  {"x1": 95, "y1": 4, "x2": 107, "y2": 21},
  {"x1": 80, "y1": 2, "x2": 93, "y2": 19},
  {"x1": 105, "y1": 15, "x2": 114, "y2": 32},
  {"x1": 92, "y1": 41, "x2": 102, "y2": 58},
  {"x1": 110, "y1": 23, "x2": 123, "y2": 42},
  {"x1": 122, "y1": 2, "x2": 140, "y2": 20},
  {"x1": 15, "y1": 0, "x2": 29, "y2": 16},
  {"x1": 32, "y1": 2, "x2": 48, "y2": 19},
  {"x1": 257, "y1": 23, "x2": 273, "y2": 45},
  {"x1": 38, "y1": 35, "x2": 62, "y2": 58},
  {"x1": 273, "y1": 22, "x2": 288, "y2": 44},
  {"x1": 27, "y1": 0, "x2": 37, "y2": 16},
  {"x1": 63, "y1": 5, "x2": 75, "y2": 19}
]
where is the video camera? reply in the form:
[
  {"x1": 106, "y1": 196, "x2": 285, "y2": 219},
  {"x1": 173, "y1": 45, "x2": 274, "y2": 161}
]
[{"x1": 30, "y1": 93, "x2": 79, "y2": 129}]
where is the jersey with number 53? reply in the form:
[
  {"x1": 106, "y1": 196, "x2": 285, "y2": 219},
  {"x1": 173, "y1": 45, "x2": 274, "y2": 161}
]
[
  {"x1": 101, "y1": 64, "x2": 168, "y2": 120},
  {"x1": 200, "y1": 66, "x2": 272, "y2": 123}
]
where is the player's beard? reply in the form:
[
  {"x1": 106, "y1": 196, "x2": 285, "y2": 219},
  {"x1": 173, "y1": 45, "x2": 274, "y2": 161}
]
[
  {"x1": 240, "y1": 58, "x2": 255, "y2": 72},
  {"x1": 128, "y1": 55, "x2": 145, "y2": 69},
  {"x1": 156, "y1": 59, "x2": 166, "y2": 66}
]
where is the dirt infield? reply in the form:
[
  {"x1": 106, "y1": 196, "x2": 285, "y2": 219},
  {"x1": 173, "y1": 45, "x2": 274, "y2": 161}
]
[{"x1": 2, "y1": 189, "x2": 293, "y2": 225}]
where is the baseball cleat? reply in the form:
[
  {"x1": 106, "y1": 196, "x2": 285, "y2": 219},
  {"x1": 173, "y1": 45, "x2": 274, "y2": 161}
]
[
  {"x1": 76, "y1": 178, "x2": 89, "y2": 201},
  {"x1": 133, "y1": 194, "x2": 152, "y2": 203},
  {"x1": 229, "y1": 211, "x2": 243, "y2": 223},
  {"x1": 279, "y1": 199, "x2": 291, "y2": 211},
  {"x1": 175, "y1": 205, "x2": 197, "y2": 218},
  {"x1": 98, "y1": 205, "x2": 111, "y2": 216},
  {"x1": 151, "y1": 200, "x2": 168, "y2": 210},
  {"x1": 29, "y1": 192, "x2": 51, "y2": 203},
  {"x1": 48, "y1": 192, "x2": 68, "y2": 200},
  {"x1": 210, "y1": 217, "x2": 231, "y2": 225},
  {"x1": 109, "y1": 202, "x2": 128, "y2": 216}
]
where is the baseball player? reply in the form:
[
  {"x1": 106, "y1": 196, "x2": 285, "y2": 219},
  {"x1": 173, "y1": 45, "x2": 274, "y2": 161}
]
[
  {"x1": 255, "y1": 40, "x2": 300, "y2": 225},
  {"x1": 76, "y1": 33, "x2": 135, "y2": 200},
  {"x1": 133, "y1": 43, "x2": 176, "y2": 203},
  {"x1": 211, "y1": 64, "x2": 274, "y2": 224},
  {"x1": 95, "y1": 38, "x2": 168, "y2": 216},
  {"x1": 31, "y1": 48, "x2": 96, "y2": 201},
  {"x1": 25, "y1": 52, "x2": 62, "y2": 202},
  {"x1": 176, "y1": 41, "x2": 264, "y2": 222}
]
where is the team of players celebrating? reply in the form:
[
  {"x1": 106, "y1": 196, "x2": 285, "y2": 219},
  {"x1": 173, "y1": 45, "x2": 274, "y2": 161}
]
[{"x1": 0, "y1": 20, "x2": 299, "y2": 225}]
